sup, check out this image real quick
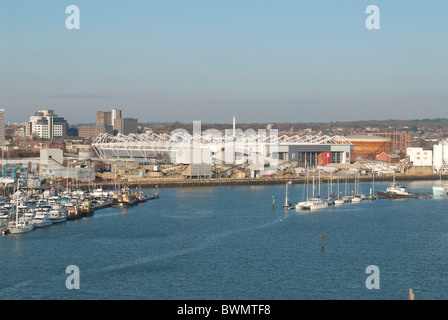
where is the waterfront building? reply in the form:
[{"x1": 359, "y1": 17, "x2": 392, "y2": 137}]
[
  {"x1": 407, "y1": 147, "x2": 433, "y2": 167},
  {"x1": 39, "y1": 166, "x2": 95, "y2": 182}
]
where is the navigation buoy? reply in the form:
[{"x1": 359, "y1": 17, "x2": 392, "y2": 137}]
[{"x1": 321, "y1": 233, "x2": 325, "y2": 250}]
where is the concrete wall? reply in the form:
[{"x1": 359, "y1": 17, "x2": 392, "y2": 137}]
[{"x1": 407, "y1": 165, "x2": 433, "y2": 175}]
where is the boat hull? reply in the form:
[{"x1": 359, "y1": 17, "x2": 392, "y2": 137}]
[
  {"x1": 49, "y1": 217, "x2": 67, "y2": 223},
  {"x1": 377, "y1": 191, "x2": 419, "y2": 199},
  {"x1": 111, "y1": 199, "x2": 138, "y2": 208},
  {"x1": 81, "y1": 210, "x2": 94, "y2": 217},
  {"x1": 32, "y1": 220, "x2": 52, "y2": 228},
  {"x1": 9, "y1": 225, "x2": 34, "y2": 234},
  {"x1": 67, "y1": 213, "x2": 82, "y2": 220},
  {"x1": 432, "y1": 186, "x2": 448, "y2": 196}
]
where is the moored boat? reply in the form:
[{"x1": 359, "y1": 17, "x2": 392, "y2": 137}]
[
  {"x1": 80, "y1": 201, "x2": 94, "y2": 217},
  {"x1": 432, "y1": 184, "x2": 448, "y2": 196},
  {"x1": 67, "y1": 206, "x2": 82, "y2": 220},
  {"x1": 378, "y1": 177, "x2": 419, "y2": 199},
  {"x1": 8, "y1": 219, "x2": 34, "y2": 234},
  {"x1": 32, "y1": 214, "x2": 53, "y2": 228},
  {"x1": 48, "y1": 209, "x2": 67, "y2": 223}
]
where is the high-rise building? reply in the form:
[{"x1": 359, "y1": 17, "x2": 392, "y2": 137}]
[
  {"x1": 114, "y1": 118, "x2": 138, "y2": 135},
  {"x1": 96, "y1": 111, "x2": 112, "y2": 127},
  {"x1": 111, "y1": 109, "x2": 121, "y2": 130},
  {"x1": 97, "y1": 108, "x2": 122, "y2": 131},
  {"x1": 96, "y1": 108, "x2": 138, "y2": 135},
  {"x1": 28, "y1": 109, "x2": 68, "y2": 139}
]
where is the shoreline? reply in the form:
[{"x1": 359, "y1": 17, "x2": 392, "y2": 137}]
[{"x1": 76, "y1": 174, "x2": 448, "y2": 190}]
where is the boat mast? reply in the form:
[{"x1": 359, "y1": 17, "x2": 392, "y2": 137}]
[{"x1": 15, "y1": 182, "x2": 19, "y2": 226}]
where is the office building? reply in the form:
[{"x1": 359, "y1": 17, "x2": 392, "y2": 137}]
[
  {"x1": 27, "y1": 109, "x2": 68, "y2": 139},
  {"x1": 114, "y1": 118, "x2": 138, "y2": 135}
]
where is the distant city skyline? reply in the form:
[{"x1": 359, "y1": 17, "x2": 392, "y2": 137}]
[{"x1": 1, "y1": 0, "x2": 447, "y2": 124}]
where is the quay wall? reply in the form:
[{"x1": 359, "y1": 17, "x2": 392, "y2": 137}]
[{"x1": 74, "y1": 174, "x2": 447, "y2": 190}]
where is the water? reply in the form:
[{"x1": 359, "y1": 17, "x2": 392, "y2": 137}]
[{"x1": 1, "y1": 180, "x2": 448, "y2": 300}]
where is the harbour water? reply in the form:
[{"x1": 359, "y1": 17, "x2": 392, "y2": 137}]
[{"x1": 1, "y1": 180, "x2": 447, "y2": 300}]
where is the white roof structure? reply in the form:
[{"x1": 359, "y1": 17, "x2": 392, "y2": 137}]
[{"x1": 92, "y1": 131, "x2": 352, "y2": 164}]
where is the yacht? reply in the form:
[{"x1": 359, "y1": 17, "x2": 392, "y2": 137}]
[
  {"x1": 296, "y1": 197, "x2": 328, "y2": 210},
  {"x1": 48, "y1": 209, "x2": 67, "y2": 224},
  {"x1": 309, "y1": 198, "x2": 329, "y2": 210},
  {"x1": 32, "y1": 213, "x2": 53, "y2": 228},
  {"x1": 91, "y1": 188, "x2": 109, "y2": 198}
]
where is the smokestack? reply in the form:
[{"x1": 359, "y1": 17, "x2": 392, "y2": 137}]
[{"x1": 233, "y1": 116, "x2": 236, "y2": 138}]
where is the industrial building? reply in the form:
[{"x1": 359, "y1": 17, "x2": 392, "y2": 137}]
[
  {"x1": 432, "y1": 140, "x2": 448, "y2": 173},
  {"x1": 346, "y1": 135, "x2": 392, "y2": 161},
  {"x1": 351, "y1": 132, "x2": 411, "y2": 154}
]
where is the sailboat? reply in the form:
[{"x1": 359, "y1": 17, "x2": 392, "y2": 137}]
[
  {"x1": 8, "y1": 183, "x2": 34, "y2": 234},
  {"x1": 367, "y1": 172, "x2": 377, "y2": 200},
  {"x1": 334, "y1": 177, "x2": 344, "y2": 205},
  {"x1": 283, "y1": 182, "x2": 294, "y2": 210},
  {"x1": 351, "y1": 173, "x2": 363, "y2": 203},
  {"x1": 296, "y1": 171, "x2": 328, "y2": 210}
]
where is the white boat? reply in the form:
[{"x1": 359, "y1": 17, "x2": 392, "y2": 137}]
[
  {"x1": 309, "y1": 199, "x2": 328, "y2": 210},
  {"x1": 334, "y1": 199, "x2": 345, "y2": 206},
  {"x1": 296, "y1": 172, "x2": 328, "y2": 211},
  {"x1": 432, "y1": 184, "x2": 448, "y2": 196},
  {"x1": 32, "y1": 214, "x2": 53, "y2": 228},
  {"x1": 48, "y1": 210, "x2": 67, "y2": 224},
  {"x1": 9, "y1": 219, "x2": 34, "y2": 234},
  {"x1": 297, "y1": 197, "x2": 327, "y2": 210},
  {"x1": 283, "y1": 182, "x2": 294, "y2": 210},
  {"x1": 351, "y1": 196, "x2": 362, "y2": 203},
  {"x1": 8, "y1": 183, "x2": 34, "y2": 234},
  {"x1": 378, "y1": 177, "x2": 419, "y2": 198},
  {"x1": 91, "y1": 188, "x2": 109, "y2": 198}
]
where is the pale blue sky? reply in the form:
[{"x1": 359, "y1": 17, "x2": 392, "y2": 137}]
[{"x1": 1, "y1": 0, "x2": 447, "y2": 124}]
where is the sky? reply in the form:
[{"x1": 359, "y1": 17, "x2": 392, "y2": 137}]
[{"x1": 0, "y1": 0, "x2": 447, "y2": 125}]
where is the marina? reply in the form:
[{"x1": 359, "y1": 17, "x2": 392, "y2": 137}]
[{"x1": 0, "y1": 185, "x2": 159, "y2": 236}]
